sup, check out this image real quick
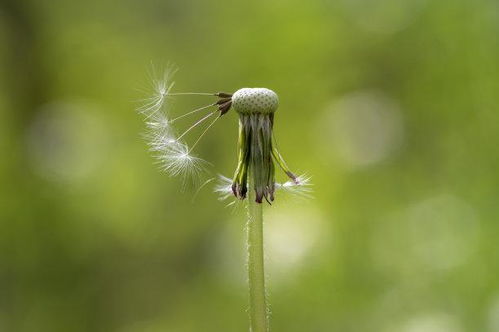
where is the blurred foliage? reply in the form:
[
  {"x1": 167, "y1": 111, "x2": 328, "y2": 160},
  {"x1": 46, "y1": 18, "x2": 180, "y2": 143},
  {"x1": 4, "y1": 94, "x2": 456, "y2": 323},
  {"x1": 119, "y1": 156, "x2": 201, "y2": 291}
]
[{"x1": 1, "y1": 0, "x2": 499, "y2": 331}]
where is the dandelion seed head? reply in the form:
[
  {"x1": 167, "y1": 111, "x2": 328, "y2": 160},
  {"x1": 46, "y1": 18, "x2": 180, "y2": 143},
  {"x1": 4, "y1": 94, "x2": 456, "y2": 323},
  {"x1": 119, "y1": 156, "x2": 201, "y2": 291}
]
[
  {"x1": 137, "y1": 69, "x2": 307, "y2": 201},
  {"x1": 232, "y1": 88, "x2": 279, "y2": 114}
]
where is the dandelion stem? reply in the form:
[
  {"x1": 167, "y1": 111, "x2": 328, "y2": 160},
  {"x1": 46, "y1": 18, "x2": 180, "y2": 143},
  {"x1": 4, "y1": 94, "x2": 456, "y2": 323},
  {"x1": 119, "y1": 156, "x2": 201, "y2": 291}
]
[{"x1": 247, "y1": 188, "x2": 268, "y2": 332}]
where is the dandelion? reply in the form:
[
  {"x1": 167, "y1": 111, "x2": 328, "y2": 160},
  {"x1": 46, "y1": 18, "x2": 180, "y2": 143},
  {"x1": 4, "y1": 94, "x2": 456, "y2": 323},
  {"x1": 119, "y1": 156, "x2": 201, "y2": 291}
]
[{"x1": 137, "y1": 68, "x2": 309, "y2": 332}]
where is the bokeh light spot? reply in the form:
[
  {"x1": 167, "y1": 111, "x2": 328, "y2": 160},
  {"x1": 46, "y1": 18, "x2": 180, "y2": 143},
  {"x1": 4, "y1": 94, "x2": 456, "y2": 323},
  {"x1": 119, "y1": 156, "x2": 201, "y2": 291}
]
[
  {"x1": 398, "y1": 313, "x2": 463, "y2": 332},
  {"x1": 26, "y1": 101, "x2": 109, "y2": 182},
  {"x1": 320, "y1": 91, "x2": 404, "y2": 169}
]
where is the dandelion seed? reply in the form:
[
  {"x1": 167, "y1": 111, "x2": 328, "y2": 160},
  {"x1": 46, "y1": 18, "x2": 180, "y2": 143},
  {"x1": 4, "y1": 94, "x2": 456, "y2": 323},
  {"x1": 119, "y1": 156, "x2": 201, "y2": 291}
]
[
  {"x1": 214, "y1": 175, "x2": 235, "y2": 201},
  {"x1": 138, "y1": 69, "x2": 175, "y2": 119},
  {"x1": 276, "y1": 175, "x2": 313, "y2": 199}
]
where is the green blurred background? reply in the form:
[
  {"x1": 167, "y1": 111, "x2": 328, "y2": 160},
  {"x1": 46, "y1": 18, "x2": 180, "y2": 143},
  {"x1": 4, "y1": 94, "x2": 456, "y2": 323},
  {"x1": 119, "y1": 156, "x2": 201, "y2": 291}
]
[{"x1": 1, "y1": 0, "x2": 499, "y2": 331}]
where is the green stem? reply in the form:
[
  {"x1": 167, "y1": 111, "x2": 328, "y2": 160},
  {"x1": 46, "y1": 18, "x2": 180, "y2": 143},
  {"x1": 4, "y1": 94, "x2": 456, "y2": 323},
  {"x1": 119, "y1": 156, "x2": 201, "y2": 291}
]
[{"x1": 247, "y1": 190, "x2": 268, "y2": 332}]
